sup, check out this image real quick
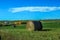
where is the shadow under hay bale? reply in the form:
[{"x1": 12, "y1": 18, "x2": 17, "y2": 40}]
[
  {"x1": 26, "y1": 21, "x2": 43, "y2": 31},
  {"x1": 0, "y1": 36, "x2": 1, "y2": 40},
  {"x1": 41, "y1": 29, "x2": 52, "y2": 31}
]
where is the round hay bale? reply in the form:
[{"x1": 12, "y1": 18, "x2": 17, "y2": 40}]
[
  {"x1": 14, "y1": 22, "x2": 21, "y2": 25},
  {"x1": 32, "y1": 21, "x2": 43, "y2": 31},
  {"x1": 26, "y1": 21, "x2": 43, "y2": 31},
  {"x1": 26, "y1": 21, "x2": 34, "y2": 31}
]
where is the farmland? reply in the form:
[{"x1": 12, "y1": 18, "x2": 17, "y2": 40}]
[{"x1": 0, "y1": 20, "x2": 60, "y2": 40}]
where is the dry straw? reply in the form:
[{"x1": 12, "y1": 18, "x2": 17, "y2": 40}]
[{"x1": 26, "y1": 21, "x2": 34, "y2": 31}]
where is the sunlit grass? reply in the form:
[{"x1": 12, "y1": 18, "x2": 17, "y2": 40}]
[
  {"x1": 0, "y1": 20, "x2": 60, "y2": 40},
  {"x1": 0, "y1": 28, "x2": 60, "y2": 40}
]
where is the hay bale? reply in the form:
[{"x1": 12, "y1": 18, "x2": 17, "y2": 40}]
[
  {"x1": 32, "y1": 21, "x2": 43, "y2": 31},
  {"x1": 14, "y1": 21, "x2": 21, "y2": 25},
  {"x1": 26, "y1": 21, "x2": 34, "y2": 31},
  {"x1": 26, "y1": 21, "x2": 43, "y2": 31}
]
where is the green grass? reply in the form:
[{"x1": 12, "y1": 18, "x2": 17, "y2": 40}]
[
  {"x1": 0, "y1": 24, "x2": 26, "y2": 29},
  {"x1": 42, "y1": 22, "x2": 60, "y2": 28},
  {"x1": 0, "y1": 20, "x2": 60, "y2": 40},
  {"x1": 0, "y1": 28, "x2": 60, "y2": 40},
  {"x1": 0, "y1": 22, "x2": 60, "y2": 29}
]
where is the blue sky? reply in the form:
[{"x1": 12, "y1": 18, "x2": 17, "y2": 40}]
[{"x1": 0, "y1": 0, "x2": 60, "y2": 20}]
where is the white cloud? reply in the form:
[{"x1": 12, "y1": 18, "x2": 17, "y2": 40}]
[{"x1": 9, "y1": 7, "x2": 60, "y2": 13}]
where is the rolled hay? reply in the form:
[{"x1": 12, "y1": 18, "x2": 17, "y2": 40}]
[
  {"x1": 14, "y1": 21, "x2": 21, "y2": 25},
  {"x1": 26, "y1": 21, "x2": 34, "y2": 31},
  {"x1": 33, "y1": 21, "x2": 43, "y2": 31},
  {"x1": 26, "y1": 21, "x2": 43, "y2": 31}
]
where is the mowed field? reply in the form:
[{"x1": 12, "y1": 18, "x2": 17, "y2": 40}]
[{"x1": 0, "y1": 20, "x2": 60, "y2": 40}]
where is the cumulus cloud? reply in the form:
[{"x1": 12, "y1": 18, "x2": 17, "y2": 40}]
[{"x1": 9, "y1": 7, "x2": 60, "y2": 13}]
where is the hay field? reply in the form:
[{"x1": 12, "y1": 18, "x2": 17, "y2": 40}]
[{"x1": 0, "y1": 20, "x2": 60, "y2": 40}]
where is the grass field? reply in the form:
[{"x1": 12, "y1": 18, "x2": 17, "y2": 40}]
[{"x1": 0, "y1": 20, "x2": 60, "y2": 40}]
